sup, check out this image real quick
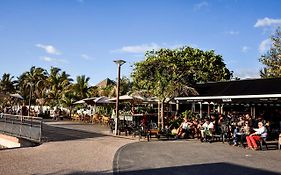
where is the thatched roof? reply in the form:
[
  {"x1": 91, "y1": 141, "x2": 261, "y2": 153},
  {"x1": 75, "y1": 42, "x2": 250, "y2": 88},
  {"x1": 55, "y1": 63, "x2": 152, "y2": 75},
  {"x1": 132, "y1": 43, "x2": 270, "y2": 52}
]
[{"x1": 95, "y1": 78, "x2": 116, "y2": 88}]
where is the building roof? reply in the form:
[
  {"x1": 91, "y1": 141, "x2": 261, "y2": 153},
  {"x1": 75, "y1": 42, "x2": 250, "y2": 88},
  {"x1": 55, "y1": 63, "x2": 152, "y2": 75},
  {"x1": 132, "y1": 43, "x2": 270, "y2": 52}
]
[
  {"x1": 95, "y1": 78, "x2": 115, "y2": 88},
  {"x1": 194, "y1": 78, "x2": 281, "y2": 96},
  {"x1": 175, "y1": 78, "x2": 281, "y2": 103}
]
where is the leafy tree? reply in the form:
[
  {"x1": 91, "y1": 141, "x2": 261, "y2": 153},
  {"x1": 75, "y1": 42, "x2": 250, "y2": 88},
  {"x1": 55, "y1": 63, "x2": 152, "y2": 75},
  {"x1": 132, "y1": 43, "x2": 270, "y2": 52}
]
[
  {"x1": 88, "y1": 86, "x2": 100, "y2": 97},
  {"x1": 120, "y1": 76, "x2": 132, "y2": 96},
  {"x1": 132, "y1": 46, "x2": 232, "y2": 129},
  {"x1": 259, "y1": 27, "x2": 281, "y2": 78},
  {"x1": 98, "y1": 85, "x2": 115, "y2": 97}
]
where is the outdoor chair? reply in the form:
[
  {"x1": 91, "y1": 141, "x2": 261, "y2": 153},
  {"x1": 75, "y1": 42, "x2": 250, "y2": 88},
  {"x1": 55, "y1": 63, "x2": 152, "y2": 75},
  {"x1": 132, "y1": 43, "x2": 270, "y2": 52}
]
[
  {"x1": 212, "y1": 132, "x2": 224, "y2": 142},
  {"x1": 147, "y1": 122, "x2": 160, "y2": 141},
  {"x1": 92, "y1": 114, "x2": 102, "y2": 124},
  {"x1": 102, "y1": 116, "x2": 110, "y2": 125},
  {"x1": 159, "y1": 124, "x2": 176, "y2": 140},
  {"x1": 83, "y1": 114, "x2": 91, "y2": 123},
  {"x1": 257, "y1": 136, "x2": 268, "y2": 151},
  {"x1": 72, "y1": 114, "x2": 80, "y2": 122}
]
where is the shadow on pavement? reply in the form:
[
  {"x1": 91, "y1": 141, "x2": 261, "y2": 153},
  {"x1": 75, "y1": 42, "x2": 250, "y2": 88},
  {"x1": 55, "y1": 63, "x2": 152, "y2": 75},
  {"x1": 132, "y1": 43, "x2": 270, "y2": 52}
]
[
  {"x1": 113, "y1": 162, "x2": 281, "y2": 175},
  {"x1": 43, "y1": 163, "x2": 281, "y2": 175},
  {"x1": 42, "y1": 124, "x2": 108, "y2": 142}
]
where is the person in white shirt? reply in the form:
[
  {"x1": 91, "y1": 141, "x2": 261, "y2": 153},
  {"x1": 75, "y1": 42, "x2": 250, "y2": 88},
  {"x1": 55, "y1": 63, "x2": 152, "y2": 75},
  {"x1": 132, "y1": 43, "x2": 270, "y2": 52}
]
[
  {"x1": 200, "y1": 118, "x2": 214, "y2": 142},
  {"x1": 246, "y1": 122, "x2": 267, "y2": 150}
]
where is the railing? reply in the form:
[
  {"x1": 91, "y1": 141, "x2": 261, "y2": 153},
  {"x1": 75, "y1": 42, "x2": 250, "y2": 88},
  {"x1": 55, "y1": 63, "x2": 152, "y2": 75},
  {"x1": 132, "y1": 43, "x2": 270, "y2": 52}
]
[{"x1": 0, "y1": 113, "x2": 42, "y2": 143}]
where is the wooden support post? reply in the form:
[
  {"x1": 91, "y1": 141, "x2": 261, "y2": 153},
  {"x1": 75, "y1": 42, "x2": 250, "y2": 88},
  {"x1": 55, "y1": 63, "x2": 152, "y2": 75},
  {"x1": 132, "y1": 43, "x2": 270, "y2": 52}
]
[{"x1": 199, "y1": 102, "x2": 202, "y2": 119}]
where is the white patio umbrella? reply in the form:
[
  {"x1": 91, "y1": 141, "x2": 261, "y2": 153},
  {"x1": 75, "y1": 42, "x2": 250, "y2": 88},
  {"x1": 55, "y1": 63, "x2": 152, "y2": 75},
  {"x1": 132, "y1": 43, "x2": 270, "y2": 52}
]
[
  {"x1": 9, "y1": 93, "x2": 24, "y2": 100},
  {"x1": 94, "y1": 96, "x2": 111, "y2": 104},
  {"x1": 109, "y1": 95, "x2": 146, "y2": 103}
]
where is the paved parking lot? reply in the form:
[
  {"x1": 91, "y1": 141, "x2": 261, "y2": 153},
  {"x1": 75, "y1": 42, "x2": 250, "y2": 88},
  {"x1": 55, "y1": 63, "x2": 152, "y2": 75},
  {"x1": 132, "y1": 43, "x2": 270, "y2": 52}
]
[{"x1": 114, "y1": 140, "x2": 281, "y2": 175}]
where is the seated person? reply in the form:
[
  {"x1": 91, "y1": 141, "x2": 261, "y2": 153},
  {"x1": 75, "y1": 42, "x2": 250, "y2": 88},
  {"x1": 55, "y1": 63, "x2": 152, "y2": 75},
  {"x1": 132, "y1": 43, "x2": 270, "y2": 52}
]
[
  {"x1": 176, "y1": 117, "x2": 192, "y2": 139},
  {"x1": 246, "y1": 122, "x2": 267, "y2": 150},
  {"x1": 189, "y1": 119, "x2": 199, "y2": 139},
  {"x1": 233, "y1": 121, "x2": 251, "y2": 146},
  {"x1": 196, "y1": 120, "x2": 204, "y2": 139},
  {"x1": 241, "y1": 122, "x2": 251, "y2": 135},
  {"x1": 200, "y1": 118, "x2": 214, "y2": 142}
]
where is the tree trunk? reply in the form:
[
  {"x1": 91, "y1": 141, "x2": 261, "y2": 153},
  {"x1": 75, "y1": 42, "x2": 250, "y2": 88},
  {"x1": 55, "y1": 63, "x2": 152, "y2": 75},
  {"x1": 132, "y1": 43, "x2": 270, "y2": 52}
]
[
  {"x1": 69, "y1": 106, "x2": 72, "y2": 119},
  {"x1": 161, "y1": 100, "x2": 165, "y2": 130},
  {"x1": 158, "y1": 101, "x2": 161, "y2": 129}
]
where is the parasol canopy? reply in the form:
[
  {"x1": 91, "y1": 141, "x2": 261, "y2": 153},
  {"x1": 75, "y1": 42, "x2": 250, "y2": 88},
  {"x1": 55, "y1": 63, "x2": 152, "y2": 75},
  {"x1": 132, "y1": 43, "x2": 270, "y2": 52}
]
[
  {"x1": 9, "y1": 93, "x2": 24, "y2": 100},
  {"x1": 109, "y1": 95, "x2": 146, "y2": 104},
  {"x1": 73, "y1": 96, "x2": 112, "y2": 105}
]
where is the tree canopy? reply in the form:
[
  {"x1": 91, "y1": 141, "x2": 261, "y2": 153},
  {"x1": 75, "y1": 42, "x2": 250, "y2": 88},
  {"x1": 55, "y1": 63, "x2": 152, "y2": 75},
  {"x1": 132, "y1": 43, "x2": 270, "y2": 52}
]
[
  {"x1": 259, "y1": 27, "x2": 281, "y2": 78},
  {"x1": 131, "y1": 46, "x2": 232, "y2": 129},
  {"x1": 132, "y1": 46, "x2": 232, "y2": 100}
]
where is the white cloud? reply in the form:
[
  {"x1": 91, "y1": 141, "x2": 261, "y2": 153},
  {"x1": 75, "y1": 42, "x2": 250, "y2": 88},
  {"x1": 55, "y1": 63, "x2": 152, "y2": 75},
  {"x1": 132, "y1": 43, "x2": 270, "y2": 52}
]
[
  {"x1": 36, "y1": 44, "x2": 61, "y2": 55},
  {"x1": 259, "y1": 39, "x2": 272, "y2": 54},
  {"x1": 114, "y1": 43, "x2": 161, "y2": 53},
  {"x1": 81, "y1": 54, "x2": 92, "y2": 60},
  {"x1": 226, "y1": 30, "x2": 239, "y2": 35},
  {"x1": 40, "y1": 56, "x2": 67, "y2": 63},
  {"x1": 234, "y1": 69, "x2": 259, "y2": 79},
  {"x1": 193, "y1": 1, "x2": 209, "y2": 11},
  {"x1": 242, "y1": 46, "x2": 250, "y2": 53},
  {"x1": 254, "y1": 17, "x2": 281, "y2": 28},
  {"x1": 112, "y1": 43, "x2": 193, "y2": 54}
]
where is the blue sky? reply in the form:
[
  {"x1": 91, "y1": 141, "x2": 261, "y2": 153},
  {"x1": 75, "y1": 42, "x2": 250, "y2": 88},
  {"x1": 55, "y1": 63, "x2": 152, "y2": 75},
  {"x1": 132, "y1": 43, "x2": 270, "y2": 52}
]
[{"x1": 0, "y1": 0, "x2": 281, "y2": 85}]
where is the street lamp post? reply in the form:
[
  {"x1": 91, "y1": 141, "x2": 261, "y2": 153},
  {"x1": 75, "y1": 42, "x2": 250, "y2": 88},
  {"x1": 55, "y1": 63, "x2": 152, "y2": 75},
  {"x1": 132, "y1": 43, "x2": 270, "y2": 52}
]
[
  {"x1": 28, "y1": 82, "x2": 33, "y2": 117},
  {"x1": 114, "y1": 59, "x2": 126, "y2": 135}
]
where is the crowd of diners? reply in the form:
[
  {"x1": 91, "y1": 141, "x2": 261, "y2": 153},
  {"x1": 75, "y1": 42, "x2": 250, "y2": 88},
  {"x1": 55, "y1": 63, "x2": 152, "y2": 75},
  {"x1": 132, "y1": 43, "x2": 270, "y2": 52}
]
[{"x1": 173, "y1": 112, "x2": 280, "y2": 150}]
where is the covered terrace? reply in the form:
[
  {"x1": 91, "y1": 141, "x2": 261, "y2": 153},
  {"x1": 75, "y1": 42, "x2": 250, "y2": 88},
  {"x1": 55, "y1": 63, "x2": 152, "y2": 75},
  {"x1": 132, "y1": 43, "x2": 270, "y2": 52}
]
[{"x1": 175, "y1": 78, "x2": 281, "y2": 120}]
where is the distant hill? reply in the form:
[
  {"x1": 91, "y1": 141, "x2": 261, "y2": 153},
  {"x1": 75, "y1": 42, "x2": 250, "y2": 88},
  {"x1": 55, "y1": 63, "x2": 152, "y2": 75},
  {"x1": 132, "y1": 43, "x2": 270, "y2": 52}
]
[{"x1": 95, "y1": 78, "x2": 116, "y2": 88}]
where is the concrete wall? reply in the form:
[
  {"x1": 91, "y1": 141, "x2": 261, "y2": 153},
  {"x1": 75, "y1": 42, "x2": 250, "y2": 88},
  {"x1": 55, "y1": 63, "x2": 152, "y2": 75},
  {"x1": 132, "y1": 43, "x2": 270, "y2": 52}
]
[{"x1": 0, "y1": 133, "x2": 36, "y2": 149}]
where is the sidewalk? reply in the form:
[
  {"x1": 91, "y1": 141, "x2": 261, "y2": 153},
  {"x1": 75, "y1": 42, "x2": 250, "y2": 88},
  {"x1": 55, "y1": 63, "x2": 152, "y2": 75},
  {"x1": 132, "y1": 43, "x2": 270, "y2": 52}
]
[{"x1": 0, "y1": 121, "x2": 136, "y2": 175}]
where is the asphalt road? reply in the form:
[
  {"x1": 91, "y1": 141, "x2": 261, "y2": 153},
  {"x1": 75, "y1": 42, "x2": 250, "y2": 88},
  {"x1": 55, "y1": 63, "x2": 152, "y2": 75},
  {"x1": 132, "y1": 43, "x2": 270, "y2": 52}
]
[{"x1": 113, "y1": 140, "x2": 281, "y2": 175}]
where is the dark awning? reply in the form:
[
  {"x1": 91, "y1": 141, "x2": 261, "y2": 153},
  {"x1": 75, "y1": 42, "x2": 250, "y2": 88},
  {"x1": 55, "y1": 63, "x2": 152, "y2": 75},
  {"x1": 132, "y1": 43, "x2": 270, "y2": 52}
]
[{"x1": 175, "y1": 78, "x2": 281, "y2": 104}]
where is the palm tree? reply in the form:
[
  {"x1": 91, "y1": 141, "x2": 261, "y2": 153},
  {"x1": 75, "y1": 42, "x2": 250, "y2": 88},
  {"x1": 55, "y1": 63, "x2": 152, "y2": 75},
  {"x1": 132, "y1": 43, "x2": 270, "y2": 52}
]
[
  {"x1": 0, "y1": 73, "x2": 17, "y2": 109},
  {"x1": 47, "y1": 67, "x2": 72, "y2": 107},
  {"x1": 0, "y1": 73, "x2": 16, "y2": 94},
  {"x1": 18, "y1": 66, "x2": 48, "y2": 105},
  {"x1": 73, "y1": 75, "x2": 90, "y2": 99},
  {"x1": 60, "y1": 84, "x2": 78, "y2": 118}
]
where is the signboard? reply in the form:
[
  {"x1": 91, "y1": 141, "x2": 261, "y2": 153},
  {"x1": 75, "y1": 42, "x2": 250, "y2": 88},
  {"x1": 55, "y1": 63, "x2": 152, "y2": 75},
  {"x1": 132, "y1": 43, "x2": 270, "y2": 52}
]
[
  {"x1": 222, "y1": 98, "x2": 232, "y2": 102},
  {"x1": 111, "y1": 114, "x2": 133, "y2": 121},
  {"x1": 119, "y1": 115, "x2": 133, "y2": 121}
]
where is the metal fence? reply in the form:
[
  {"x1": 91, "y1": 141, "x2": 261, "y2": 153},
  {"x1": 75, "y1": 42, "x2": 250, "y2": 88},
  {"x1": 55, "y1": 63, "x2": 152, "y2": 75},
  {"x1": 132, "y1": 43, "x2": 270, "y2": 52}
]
[{"x1": 0, "y1": 113, "x2": 42, "y2": 143}]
